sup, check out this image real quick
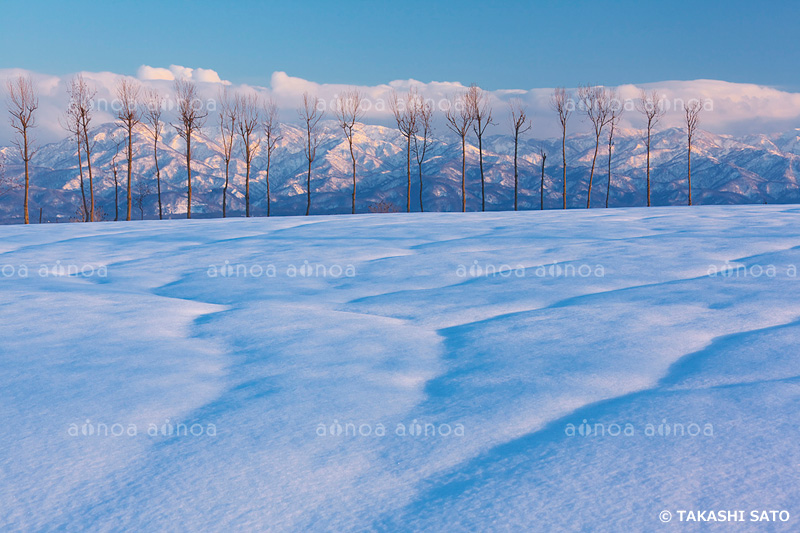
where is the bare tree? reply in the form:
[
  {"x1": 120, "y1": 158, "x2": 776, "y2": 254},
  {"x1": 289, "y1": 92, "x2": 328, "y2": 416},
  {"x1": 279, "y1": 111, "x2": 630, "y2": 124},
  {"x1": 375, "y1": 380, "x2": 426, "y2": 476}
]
[
  {"x1": 466, "y1": 84, "x2": 493, "y2": 211},
  {"x1": 509, "y1": 99, "x2": 532, "y2": 211},
  {"x1": 445, "y1": 91, "x2": 473, "y2": 212},
  {"x1": 173, "y1": 79, "x2": 207, "y2": 219},
  {"x1": 684, "y1": 99, "x2": 702, "y2": 206},
  {"x1": 61, "y1": 98, "x2": 88, "y2": 220},
  {"x1": 217, "y1": 87, "x2": 237, "y2": 218},
  {"x1": 539, "y1": 147, "x2": 547, "y2": 210},
  {"x1": 550, "y1": 87, "x2": 571, "y2": 209},
  {"x1": 116, "y1": 79, "x2": 141, "y2": 221},
  {"x1": 413, "y1": 96, "x2": 433, "y2": 213},
  {"x1": 262, "y1": 98, "x2": 280, "y2": 217},
  {"x1": 111, "y1": 133, "x2": 123, "y2": 221},
  {"x1": 134, "y1": 178, "x2": 152, "y2": 220},
  {"x1": 579, "y1": 85, "x2": 614, "y2": 208},
  {"x1": 298, "y1": 92, "x2": 324, "y2": 216},
  {"x1": 143, "y1": 89, "x2": 165, "y2": 219},
  {"x1": 67, "y1": 75, "x2": 97, "y2": 222},
  {"x1": 335, "y1": 88, "x2": 364, "y2": 214},
  {"x1": 6, "y1": 75, "x2": 38, "y2": 224},
  {"x1": 73, "y1": 203, "x2": 106, "y2": 223},
  {"x1": 635, "y1": 89, "x2": 665, "y2": 207},
  {"x1": 606, "y1": 102, "x2": 623, "y2": 208},
  {"x1": 237, "y1": 93, "x2": 260, "y2": 217},
  {"x1": 390, "y1": 89, "x2": 419, "y2": 213}
]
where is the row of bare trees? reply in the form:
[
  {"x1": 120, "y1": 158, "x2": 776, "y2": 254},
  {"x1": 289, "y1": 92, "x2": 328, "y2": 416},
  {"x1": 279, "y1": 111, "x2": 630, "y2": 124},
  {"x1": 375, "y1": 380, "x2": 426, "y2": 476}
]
[
  {"x1": 4, "y1": 75, "x2": 705, "y2": 223},
  {"x1": 551, "y1": 86, "x2": 703, "y2": 209}
]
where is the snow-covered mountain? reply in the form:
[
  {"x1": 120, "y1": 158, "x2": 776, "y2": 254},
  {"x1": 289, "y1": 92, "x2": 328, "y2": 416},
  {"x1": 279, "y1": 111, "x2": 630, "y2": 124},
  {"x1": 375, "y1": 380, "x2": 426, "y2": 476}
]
[{"x1": 1, "y1": 122, "x2": 799, "y2": 222}]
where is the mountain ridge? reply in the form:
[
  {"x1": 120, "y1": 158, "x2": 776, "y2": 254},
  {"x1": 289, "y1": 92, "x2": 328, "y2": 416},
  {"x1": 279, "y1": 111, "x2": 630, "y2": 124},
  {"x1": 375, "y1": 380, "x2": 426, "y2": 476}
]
[{"x1": 1, "y1": 123, "x2": 799, "y2": 222}]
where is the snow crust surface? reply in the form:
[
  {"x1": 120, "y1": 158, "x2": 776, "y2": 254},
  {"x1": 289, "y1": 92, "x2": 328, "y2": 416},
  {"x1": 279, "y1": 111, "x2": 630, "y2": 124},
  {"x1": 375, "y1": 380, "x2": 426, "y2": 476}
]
[{"x1": 1, "y1": 205, "x2": 799, "y2": 531}]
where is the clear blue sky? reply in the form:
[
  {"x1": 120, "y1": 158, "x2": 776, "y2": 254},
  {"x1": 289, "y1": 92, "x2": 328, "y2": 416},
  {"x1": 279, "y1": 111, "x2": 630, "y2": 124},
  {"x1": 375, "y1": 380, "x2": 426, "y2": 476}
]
[{"x1": 1, "y1": 0, "x2": 798, "y2": 90}]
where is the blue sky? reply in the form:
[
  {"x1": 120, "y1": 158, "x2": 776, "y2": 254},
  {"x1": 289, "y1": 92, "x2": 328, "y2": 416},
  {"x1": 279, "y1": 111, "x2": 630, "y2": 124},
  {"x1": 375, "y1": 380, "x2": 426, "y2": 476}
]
[{"x1": 1, "y1": 0, "x2": 798, "y2": 90}]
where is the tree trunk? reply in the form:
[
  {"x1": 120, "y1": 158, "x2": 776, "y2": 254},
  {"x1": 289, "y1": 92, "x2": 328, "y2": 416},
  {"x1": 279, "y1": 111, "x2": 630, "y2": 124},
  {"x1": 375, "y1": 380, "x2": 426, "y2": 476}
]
[
  {"x1": 540, "y1": 155, "x2": 546, "y2": 210},
  {"x1": 306, "y1": 158, "x2": 311, "y2": 216},
  {"x1": 76, "y1": 135, "x2": 88, "y2": 221},
  {"x1": 606, "y1": 135, "x2": 613, "y2": 208},
  {"x1": 479, "y1": 134, "x2": 485, "y2": 212},
  {"x1": 646, "y1": 128, "x2": 651, "y2": 207},
  {"x1": 155, "y1": 138, "x2": 163, "y2": 220},
  {"x1": 688, "y1": 137, "x2": 693, "y2": 206},
  {"x1": 561, "y1": 129, "x2": 567, "y2": 209},
  {"x1": 350, "y1": 138, "x2": 357, "y2": 215},
  {"x1": 245, "y1": 156, "x2": 251, "y2": 217},
  {"x1": 266, "y1": 150, "x2": 272, "y2": 217},
  {"x1": 586, "y1": 135, "x2": 600, "y2": 209},
  {"x1": 23, "y1": 130, "x2": 29, "y2": 224},
  {"x1": 126, "y1": 126, "x2": 133, "y2": 221},
  {"x1": 418, "y1": 161, "x2": 424, "y2": 213},
  {"x1": 223, "y1": 158, "x2": 229, "y2": 218},
  {"x1": 406, "y1": 136, "x2": 411, "y2": 213},
  {"x1": 83, "y1": 128, "x2": 95, "y2": 222},
  {"x1": 113, "y1": 165, "x2": 119, "y2": 221},
  {"x1": 186, "y1": 134, "x2": 192, "y2": 219},
  {"x1": 461, "y1": 136, "x2": 466, "y2": 212},
  {"x1": 513, "y1": 131, "x2": 518, "y2": 211}
]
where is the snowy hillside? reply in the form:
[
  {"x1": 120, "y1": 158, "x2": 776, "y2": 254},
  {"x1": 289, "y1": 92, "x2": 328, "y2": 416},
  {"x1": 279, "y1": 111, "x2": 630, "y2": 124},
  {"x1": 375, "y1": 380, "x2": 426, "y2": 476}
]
[
  {"x1": 1, "y1": 124, "x2": 799, "y2": 223},
  {"x1": 1, "y1": 205, "x2": 798, "y2": 531}
]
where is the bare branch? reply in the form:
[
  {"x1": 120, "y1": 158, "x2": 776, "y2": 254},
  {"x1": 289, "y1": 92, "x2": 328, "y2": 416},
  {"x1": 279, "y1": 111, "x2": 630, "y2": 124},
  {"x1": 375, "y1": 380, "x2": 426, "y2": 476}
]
[
  {"x1": 445, "y1": 90, "x2": 473, "y2": 212},
  {"x1": 579, "y1": 84, "x2": 615, "y2": 207},
  {"x1": 6, "y1": 75, "x2": 38, "y2": 223},
  {"x1": 684, "y1": 98, "x2": 702, "y2": 206},
  {"x1": 298, "y1": 92, "x2": 324, "y2": 163},
  {"x1": 143, "y1": 88, "x2": 164, "y2": 143},
  {"x1": 390, "y1": 88, "x2": 419, "y2": 140},
  {"x1": 298, "y1": 92, "x2": 324, "y2": 216},
  {"x1": 65, "y1": 75, "x2": 97, "y2": 221},
  {"x1": 390, "y1": 88, "x2": 422, "y2": 212},
  {"x1": 412, "y1": 95, "x2": 434, "y2": 213},
  {"x1": 550, "y1": 87, "x2": 571, "y2": 209},
  {"x1": 684, "y1": 99, "x2": 702, "y2": 139},
  {"x1": 262, "y1": 97, "x2": 281, "y2": 154},
  {"x1": 6, "y1": 75, "x2": 39, "y2": 160},
  {"x1": 466, "y1": 84, "x2": 493, "y2": 138},
  {"x1": 236, "y1": 91, "x2": 261, "y2": 217},
  {"x1": 335, "y1": 88, "x2": 364, "y2": 214},
  {"x1": 334, "y1": 88, "x2": 364, "y2": 137},
  {"x1": 172, "y1": 79, "x2": 207, "y2": 218},
  {"x1": 509, "y1": 98, "x2": 532, "y2": 137},
  {"x1": 550, "y1": 87, "x2": 572, "y2": 128},
  {"x1": 509, "y1": 98, "x2": 531, "y2": 210},
  {"x1": 172, "y1": 79, "x2": 208, "y2": 140},
  {"x1": 116, "y1": 79, "x2": 142, "y2": 131},
  {"x1": 262, "y1": 97, "x2": 280, "y2": 217},
  {"x1": 466, "y1": 84, "x2": 494, "y2": 210},
  {"x1": 635, "y1": 89, "x2": 666, "y2": 206},
  {"x1": 116, "y1": 78, "x2": 142, "y2": 221},
  {"x1": 236, "y1": 92, "x2": 261, "y2": 165}
]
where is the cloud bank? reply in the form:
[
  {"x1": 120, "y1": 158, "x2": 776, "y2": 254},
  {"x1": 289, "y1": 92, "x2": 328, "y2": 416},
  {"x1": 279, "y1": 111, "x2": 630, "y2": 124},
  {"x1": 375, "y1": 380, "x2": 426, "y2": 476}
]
[{"x1": 1, "y1": 65, "x2": 799, "y2": 146}]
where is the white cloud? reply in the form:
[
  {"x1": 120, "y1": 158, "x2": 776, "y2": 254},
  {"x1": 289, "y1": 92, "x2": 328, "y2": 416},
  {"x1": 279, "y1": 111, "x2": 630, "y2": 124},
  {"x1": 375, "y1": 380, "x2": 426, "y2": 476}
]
[
  {"x1": 193, "y1": 67, "x2": 228, "y2": 84},
  {"x1": 137, "y1": 65, "x2": 174, "y2": 81},
  {"x1": 168, "y1": 65, "x2": 194, "y2": 81},
  {"x1": 1, "y1": 67, "x2": 799, "y2": 145},
  {"x1": 137, "y1": 65, "x2": 229, "y2": 85}
]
